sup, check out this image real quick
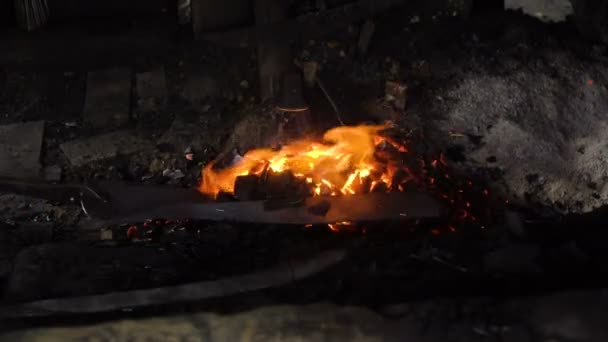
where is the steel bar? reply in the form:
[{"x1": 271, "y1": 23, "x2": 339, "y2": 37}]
[
  {"x1": 106, "y1": 191, "x2": 444, "y2": 225},
  {"x1": 0, "y1": 249, "x2": 346, "y2": 318}
]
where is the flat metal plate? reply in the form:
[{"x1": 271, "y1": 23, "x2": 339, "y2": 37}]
[{"x1": 108, "y1": 191, "x2": 444, "y2": 225}]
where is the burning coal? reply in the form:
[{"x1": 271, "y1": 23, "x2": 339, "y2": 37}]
[
  {"x1": 200, "y1": 125, "x2": 411, "y2": 199},
  {"x1": 199, "y1": 124, "x2": 498, "y2": 235}
]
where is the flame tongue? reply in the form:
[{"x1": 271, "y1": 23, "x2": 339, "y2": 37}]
[{"x1": 200, "y1": 124, "x2": 406, "y2": 197}]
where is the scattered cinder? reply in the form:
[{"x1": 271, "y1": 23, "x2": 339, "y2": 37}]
[
  {"x1": 0, "y1": 120, "x2": 45, "y2": 179},
  {"x1": 60, "y1": 131, "x2": 151, "y2": 166},
  {"x1": 136, "y1": 68, "x2": 167, "y2": 112},
  {"x1": 84, "y1": 67, "x2": 132, "y2": 128}
]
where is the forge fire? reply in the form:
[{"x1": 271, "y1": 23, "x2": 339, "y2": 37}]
[{"x1": 200, "y1": 124, "x2": 410, "y2": 198}]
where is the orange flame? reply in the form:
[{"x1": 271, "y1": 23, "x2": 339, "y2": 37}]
[{"x1": 200, "y1": 124, "x2": 408, "y2": 197}]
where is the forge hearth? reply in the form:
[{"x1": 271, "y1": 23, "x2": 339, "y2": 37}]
[{"x1": 3, "y1": 1, "x2": 608, "y2": 340}]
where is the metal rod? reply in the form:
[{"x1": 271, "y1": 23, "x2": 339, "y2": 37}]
[{"x1": 0, "y1": 249, "x2": 346, "y2": 318}]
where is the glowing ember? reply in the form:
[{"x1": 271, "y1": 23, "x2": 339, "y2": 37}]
[
  {"x1": 200, "y1": 125, "x2": 408, "y2": 197},
  {"x1": 328, "y1": 221, "x2": 353, "y2": 232}
]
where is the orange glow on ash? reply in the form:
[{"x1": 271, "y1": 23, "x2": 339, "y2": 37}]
[{"x1": 200, "y1": 125, "x2": 407, "y2": 197}]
